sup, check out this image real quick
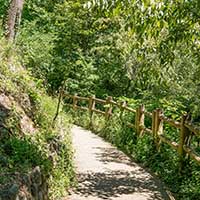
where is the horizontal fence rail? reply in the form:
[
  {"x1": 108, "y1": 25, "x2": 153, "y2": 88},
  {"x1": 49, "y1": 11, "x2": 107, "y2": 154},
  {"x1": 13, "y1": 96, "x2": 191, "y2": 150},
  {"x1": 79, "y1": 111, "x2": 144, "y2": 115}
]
[{"x1": 64, "y1": 94, "x2": 200, "y2": 169}]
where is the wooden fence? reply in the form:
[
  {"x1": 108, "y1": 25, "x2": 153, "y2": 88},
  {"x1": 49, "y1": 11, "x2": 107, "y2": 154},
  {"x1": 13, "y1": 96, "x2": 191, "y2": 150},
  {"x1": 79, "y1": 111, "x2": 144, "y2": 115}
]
[{"x1": 64, "y1": 94, "x2": 200, "y2": 169}]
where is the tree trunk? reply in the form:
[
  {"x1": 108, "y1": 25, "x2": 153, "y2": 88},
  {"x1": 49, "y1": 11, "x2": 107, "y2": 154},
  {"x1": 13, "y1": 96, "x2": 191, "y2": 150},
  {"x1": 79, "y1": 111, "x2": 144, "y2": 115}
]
[
  {"x1": 52, "y1": 84, "x2": 65, "y2": 128},
  {"x1": 6, "y1": 0, "x2": 24, "y2": 41}
]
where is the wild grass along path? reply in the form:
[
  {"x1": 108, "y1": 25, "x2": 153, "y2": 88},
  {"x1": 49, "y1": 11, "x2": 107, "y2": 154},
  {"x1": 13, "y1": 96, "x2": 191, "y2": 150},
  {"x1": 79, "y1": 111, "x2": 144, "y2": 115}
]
[{"x1": 68, "y1": 125, "x2": 172, "y2": 200}]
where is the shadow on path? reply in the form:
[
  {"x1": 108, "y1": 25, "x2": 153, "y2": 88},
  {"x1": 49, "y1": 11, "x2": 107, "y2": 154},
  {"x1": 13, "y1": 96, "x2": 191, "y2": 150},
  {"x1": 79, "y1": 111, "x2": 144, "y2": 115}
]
[
  {"x1": 94, "y1": 147, "x2": 136, "y2": 167},
  {"x1": 75, "y1": 170, "x2": 164, "y2": 200}
]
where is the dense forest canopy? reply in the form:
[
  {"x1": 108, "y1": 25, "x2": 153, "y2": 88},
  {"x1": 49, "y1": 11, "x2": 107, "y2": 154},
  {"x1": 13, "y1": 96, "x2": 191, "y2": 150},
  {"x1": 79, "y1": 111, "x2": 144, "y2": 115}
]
[{"x1": 0, "y1": 0, "x2": 200, "y2": 119}]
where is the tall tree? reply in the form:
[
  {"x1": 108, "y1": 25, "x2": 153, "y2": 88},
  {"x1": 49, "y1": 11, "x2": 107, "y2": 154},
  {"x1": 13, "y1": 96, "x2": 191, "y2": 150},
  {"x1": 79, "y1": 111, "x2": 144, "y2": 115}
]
[{"x1": 6, "y1": 0, "x2": 24, "y2": 41}]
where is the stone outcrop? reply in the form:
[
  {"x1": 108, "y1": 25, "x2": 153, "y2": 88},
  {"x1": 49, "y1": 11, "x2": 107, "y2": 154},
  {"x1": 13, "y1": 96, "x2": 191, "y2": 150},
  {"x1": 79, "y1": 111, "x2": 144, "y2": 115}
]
[{"x1": 0, "y1": 167, "x2": 48, "y2": 200}]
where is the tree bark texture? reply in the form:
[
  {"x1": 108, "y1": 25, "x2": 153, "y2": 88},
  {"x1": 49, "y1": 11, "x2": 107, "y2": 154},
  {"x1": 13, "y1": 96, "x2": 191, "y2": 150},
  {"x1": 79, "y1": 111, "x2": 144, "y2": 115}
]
[{"x1": 6, "y1": 0, "x2": 24, "y2": 41}]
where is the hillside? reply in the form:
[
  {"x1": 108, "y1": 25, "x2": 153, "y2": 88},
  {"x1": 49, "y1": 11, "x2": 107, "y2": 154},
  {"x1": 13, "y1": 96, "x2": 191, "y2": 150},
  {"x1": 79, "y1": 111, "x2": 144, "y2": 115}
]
[{"x1": 0, "y1": 40, "x2": 74, "y2": 200}]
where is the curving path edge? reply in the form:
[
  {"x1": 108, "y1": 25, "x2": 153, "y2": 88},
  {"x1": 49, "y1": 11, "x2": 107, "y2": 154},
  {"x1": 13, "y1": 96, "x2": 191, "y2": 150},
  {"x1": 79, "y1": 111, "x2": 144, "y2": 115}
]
[{"x1": 68, "y1": 125, "x2": 172, "y2": 200}]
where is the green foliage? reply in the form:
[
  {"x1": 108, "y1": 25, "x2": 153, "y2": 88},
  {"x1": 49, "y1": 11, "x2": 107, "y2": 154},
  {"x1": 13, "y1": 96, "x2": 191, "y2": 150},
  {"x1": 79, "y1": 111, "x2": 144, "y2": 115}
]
[
  {"x1": 1, "y1": 136, "x2": 51, "y2": 173},
  {"x1": 0, "y1": 41, "x2": 75, "y2": 199},
  {"x1": 34, "y1": 113, "x2": 75, "y2": 199},
  {"x1": 48, "y1": 115, "x2": 75, "y2": 198},
  {"x1": 1, "y1": 0, "x2": 200, "y2": 199},
  {"x1": 17, "y1": 23, "x2": 56, "y2": 81},
  {"x1": 2, "y1": 0, "x2": 197, "y2": 119},
  {"x1": 0, "y1": 0, "x2": 9, "y2": 24}
]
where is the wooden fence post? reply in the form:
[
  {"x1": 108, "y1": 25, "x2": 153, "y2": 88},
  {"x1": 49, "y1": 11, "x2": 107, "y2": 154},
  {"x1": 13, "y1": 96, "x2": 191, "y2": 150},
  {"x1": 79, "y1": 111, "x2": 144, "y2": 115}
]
[
  {"x1": 178, "y1": 114, "x2": 191, "y2": 172},
  {"x1": 105, "y1": 96, "x2": 113, "y2": 120},
  {"x1": 152, "y1": 109, "x2": 163, "y2": 150},
  {"x1": 73, "y1": 94, "x2": 78, "y2": 110},
  {"x1": 135, "y1": 104, "x2": 145, "y2": 136},
  {"x1": 89, "y1": 95, "x2": 95, "y2": 128},
  {"x1": 152, "y1": 110, "x2": 156, "y2": 137}
]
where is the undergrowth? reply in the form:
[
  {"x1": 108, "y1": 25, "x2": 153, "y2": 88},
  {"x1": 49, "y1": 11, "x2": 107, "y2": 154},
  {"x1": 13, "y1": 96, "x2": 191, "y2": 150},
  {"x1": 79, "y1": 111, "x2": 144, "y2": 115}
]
[{"x1": 0, "y1": 39, "x2": 75, "y2": 199}]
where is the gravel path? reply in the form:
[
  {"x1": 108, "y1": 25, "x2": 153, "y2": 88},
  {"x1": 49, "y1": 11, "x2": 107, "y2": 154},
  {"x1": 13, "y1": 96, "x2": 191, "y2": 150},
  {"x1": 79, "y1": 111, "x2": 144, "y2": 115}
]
[{"x1": 68, "y1": 126, "x2": 171, "y2": 200}]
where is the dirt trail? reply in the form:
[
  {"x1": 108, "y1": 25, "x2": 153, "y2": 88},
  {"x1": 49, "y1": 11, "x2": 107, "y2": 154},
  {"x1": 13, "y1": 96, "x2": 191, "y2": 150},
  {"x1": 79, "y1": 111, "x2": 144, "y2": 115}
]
[{"x1": 68, "y1": 125, "x2": 171, "y2": 200}]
